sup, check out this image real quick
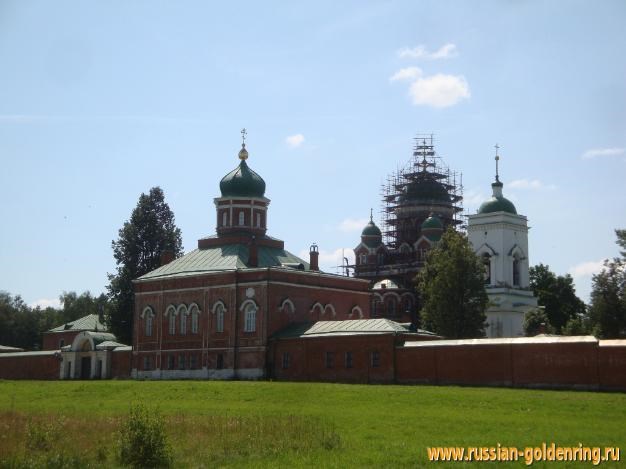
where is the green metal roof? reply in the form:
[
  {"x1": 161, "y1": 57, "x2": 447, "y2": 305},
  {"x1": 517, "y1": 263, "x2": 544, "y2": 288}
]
[
  {"x1": 47, "y1": 314, "x2": 107, "y2": 333},
  {"x1": 272, "y1": 318, "x2": 409, "y2": 339},
  {"x1": 138, "y1": 244, "x2": 310, "y2": 281},
  {"x1": 219, "y1": 159, "x2": 266, "y2": 198},
  {"x1": 478, "y1": 196, "x2": 517, "y2": 214}
]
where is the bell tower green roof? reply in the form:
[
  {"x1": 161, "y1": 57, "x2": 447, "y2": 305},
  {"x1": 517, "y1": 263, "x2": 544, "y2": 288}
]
[
  {"x1": 219, "y1": 143, "x2": 266, "y2": 198},
  {"x1": 478, "y1": 145, "x2": 517, "y2": 215}
]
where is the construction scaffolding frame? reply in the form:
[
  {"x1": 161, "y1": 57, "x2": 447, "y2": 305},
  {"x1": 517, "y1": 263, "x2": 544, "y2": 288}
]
[{"x1": 380, "y1": 134, "x2": 464, "y2": 249}]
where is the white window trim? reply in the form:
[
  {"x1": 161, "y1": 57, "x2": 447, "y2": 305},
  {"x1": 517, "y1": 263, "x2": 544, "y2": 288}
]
[
  {"x1": 177, "y1": 304, "x2": 188, "y2": 335},
  {"x1": 240, "y1": 299, "x2": 258, "y2": 333}
]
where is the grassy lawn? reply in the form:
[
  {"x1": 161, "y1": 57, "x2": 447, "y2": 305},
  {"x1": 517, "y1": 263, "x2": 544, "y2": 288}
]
[{"x1": 0, "y1": 380, "x2": 624, "y2": 468}]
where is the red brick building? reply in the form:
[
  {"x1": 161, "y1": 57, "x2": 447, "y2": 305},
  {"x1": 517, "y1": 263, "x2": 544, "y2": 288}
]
[
  {"x1": 132, "y1": 140, "x2": 372, "y2": 379},
  {"x1": 42, "y1": 314, "x2": 107, "y2": 350}
]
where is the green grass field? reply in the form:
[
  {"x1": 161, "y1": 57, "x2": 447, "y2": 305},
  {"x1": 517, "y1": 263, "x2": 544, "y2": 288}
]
[{"x1": 0, "y1": 380, "x2": 624, "y2": 468}]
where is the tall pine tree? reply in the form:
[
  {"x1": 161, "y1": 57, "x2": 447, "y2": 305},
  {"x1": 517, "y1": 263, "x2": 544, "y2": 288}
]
[
  {"x1": 108, "y1": 187, "x2": 183, "y2": 343},
  {"x1": 417, "y1": 228, "x2": 488, "y2": 339}
]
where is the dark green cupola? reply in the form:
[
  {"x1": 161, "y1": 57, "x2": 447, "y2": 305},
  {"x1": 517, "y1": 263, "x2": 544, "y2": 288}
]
[
  {"x1": 478, "y1": 145, "x2": 517, "y2": 215},
  {"x1": 219, "y1": 143, "x2": 266, "y2": 198},
  {"x1": 361, "y1": 209, "x2": 383, "y2": 248}
]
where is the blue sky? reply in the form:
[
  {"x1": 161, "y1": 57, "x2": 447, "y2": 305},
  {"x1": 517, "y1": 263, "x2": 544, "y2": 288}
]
[{"x1": 1, "y1": 0, "x2": 625, "y2": 308}]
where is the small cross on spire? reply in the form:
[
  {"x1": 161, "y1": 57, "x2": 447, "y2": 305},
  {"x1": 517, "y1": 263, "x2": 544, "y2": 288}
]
[
  {"x1": 241, "y1": 128, "x2": 247, "y2": 146},
  {"x1": 494, "y1": 143, "x2": 500, "y2": 182},
  {"x1": 370, "y1": 208, "x2": 373, "y2": 222}
]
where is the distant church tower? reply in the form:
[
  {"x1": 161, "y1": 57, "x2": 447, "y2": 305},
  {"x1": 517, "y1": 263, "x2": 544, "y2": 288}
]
[{"x1": 467, "y1": 146, "x2": 537, "y2": 338}]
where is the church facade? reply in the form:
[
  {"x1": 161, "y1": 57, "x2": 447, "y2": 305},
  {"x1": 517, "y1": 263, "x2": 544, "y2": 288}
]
[{"x1": 131, "y1": 139, "x2": 372, "y2": 379}]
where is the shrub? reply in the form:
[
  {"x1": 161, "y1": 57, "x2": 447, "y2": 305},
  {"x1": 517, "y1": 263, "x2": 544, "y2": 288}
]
[{"x1": 117, "y1": 404, "x2": 172, "y2": 468}]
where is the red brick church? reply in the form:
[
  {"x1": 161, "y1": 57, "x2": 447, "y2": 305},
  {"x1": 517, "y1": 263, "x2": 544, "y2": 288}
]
[{"x1": 131, "y1": 138, "x2": 398, "y2": 379}]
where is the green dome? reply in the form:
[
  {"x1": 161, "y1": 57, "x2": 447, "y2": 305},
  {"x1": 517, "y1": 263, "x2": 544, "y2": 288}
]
[
  {"x1": 399, "y1": 178, "x2": 450, "y2": 204},
  {"x1": 362, "y1": 220, "x2": 382, "y2": 237},
  {"x1": 421, "y1": 214, "x2": 443, "y2": 230},
  {"x1": 220, "y1": 159, "x2": 266, "y2": 198},
  {"x1": 478, "y1": 196, "x2": 517, "y2": 214}
]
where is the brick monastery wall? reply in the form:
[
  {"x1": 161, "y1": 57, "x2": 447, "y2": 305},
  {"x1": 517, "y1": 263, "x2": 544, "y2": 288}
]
[
  {"x1": 110, "y1": 350, "x2": 132, "y2": 378},
  {"x1": 0, "y1": 352, "x2": 60, "y2": 380},
  {"x1": 3, "y1": 329, "x2": 626, "y2": 391},
  {"x1": 395, "y1": 337, "x2": 626, "y2": 391}
]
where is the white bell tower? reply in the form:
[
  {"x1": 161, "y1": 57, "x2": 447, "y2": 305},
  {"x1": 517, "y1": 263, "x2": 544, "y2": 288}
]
[{"x1": 467, "y1": 145, "x2": 537, "y2": 337}]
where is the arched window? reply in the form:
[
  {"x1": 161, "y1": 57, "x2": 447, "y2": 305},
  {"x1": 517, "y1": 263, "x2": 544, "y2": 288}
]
[
  {"x1": 513, "y1": 257, "x2": 520, "y2": 286},
  {"x1": 238, "y1": 211, "x2": 245, "y2": 226},
  {"x1": 482, "y1": 254, "x2": 491, "y2": 285},
  {"x1": 178, "y1": 305, "x2": 188, "y2": 335},
  {"x1": 402, "y1": 296, "x2": 413, "y2": 314},
  {"x1": 359, "y1": 253, "x2": 367, "y2": 265},
  {"x1": 386, "y1": 297, "x2": 397, "y2": 316},
  {"x1": 256, "y1": 213, "x2": 261, "y2": 228},
  {"x1": 216, "y1": 303, "x2": 225, "y2": 333},
  {"x1": 244, "y1": 303, "x2": 256, "y2": 332},
  {"x1": 222, "y1": 211, "x2": 228, "y2": 227},
  {"x1": 146, "y1": 314, "x2": 153, "y2": 337},
  {"x1": 350, "y1": 306, "x2": 364, "y2": 319},
  {"x1": 372, "y1": 298, "x2": 380, "y2": 316},
  {"x1": 142, "y1": 306, "x2": 154, "y2": 337},
  {"x1": 165, "y1": 305, "x2": 177, "y2": 335},
  {"x1": 169, "y1": 313, "x2": 176, "y2": 335},
  {"x1": 279, "y1": 298, "x2": 295, "y2": 314},
  {"x1": 189, "y1": 304, "x2": 200, "y2": 334},
  {"x1": 377, "y1": 252, "x2": 385, "y2": 265}
]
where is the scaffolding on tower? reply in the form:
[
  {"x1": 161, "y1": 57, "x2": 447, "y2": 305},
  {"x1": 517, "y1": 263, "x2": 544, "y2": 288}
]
[{"x1": 380, "y1": 134, "x2": 464, "y2": 249}]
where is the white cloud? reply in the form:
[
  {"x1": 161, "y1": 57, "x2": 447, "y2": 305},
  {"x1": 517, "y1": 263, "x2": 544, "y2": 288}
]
[
  {"x1": 568, "y1": 259, "x2": 608, "y2": 303},
  {"x1": 389, "y1": 66, "x2": 422, "y2": 82},
  {"x1": 507, "y1": 179, "x2": 557, "y2": 190},
  {"x1": 337, "y1": 217, "x2": 369, "y2": 232},
  {"x1": 568, "y1": 260, "x2": 607, "y2": 279},
  {"x1": 407, "y1": 74, "x2": 470, "y2": 108},
  {"x1": 397, "y1": 43, "x2": 458, "y2": 60},
  {"x1": 581, "y1": 147, "x2": 625, "y2": 159},
  {"x1": 285, "y1": 134, "x2": 305, "y2": 148},
  {"x1": 30, "y1": 298, "x2": 61, "y2": 309}
]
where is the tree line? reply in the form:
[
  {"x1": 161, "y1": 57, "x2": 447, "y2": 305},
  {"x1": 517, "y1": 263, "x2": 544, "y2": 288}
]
[{"x1": 0, "y1": 291, "x2": 109, "y2": 350}]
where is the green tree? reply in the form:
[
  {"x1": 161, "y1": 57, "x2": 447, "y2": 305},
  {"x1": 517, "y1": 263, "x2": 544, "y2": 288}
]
[
  {"x1": 562, "y1": 315, "x2": 591, "y2": 336},
  {"x1": 0, "y1": 292, "x2": 40, "y2": 349},
  {"x1": 108, "y1": 187, "x2": 183, "y2": 344},
  {"x1": 529, "y1": 264, "x2": 586, "y2": 333},
  {"x1": 417, "y1": 229, "x2": 488, "y2": 338},
  {"x1": 588, "y1": 229, "x2": 626, "y2": 338},
  {"x1": 523, "y1": 308, "x2": 555, "y2": 336},
  {"x1": 58, "y1": 291, "x2": 109, "y2": 324}
]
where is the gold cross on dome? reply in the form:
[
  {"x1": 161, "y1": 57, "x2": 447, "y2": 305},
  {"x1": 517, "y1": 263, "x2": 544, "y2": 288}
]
[
  {"x1": 495, "y1": 143, "x2": 500, "y2": 181},
  {"x1": 241, "y1": 128, "x2": 247, "y2": 145}
]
